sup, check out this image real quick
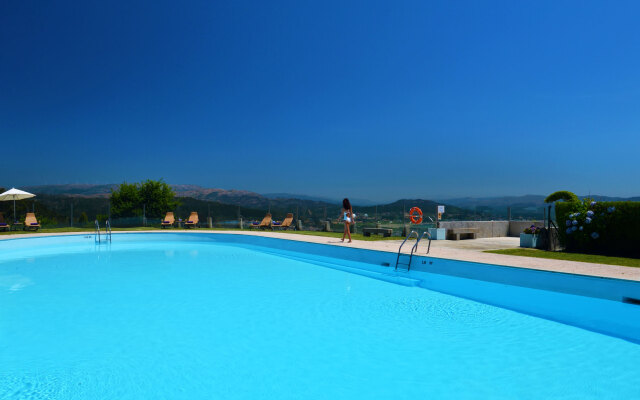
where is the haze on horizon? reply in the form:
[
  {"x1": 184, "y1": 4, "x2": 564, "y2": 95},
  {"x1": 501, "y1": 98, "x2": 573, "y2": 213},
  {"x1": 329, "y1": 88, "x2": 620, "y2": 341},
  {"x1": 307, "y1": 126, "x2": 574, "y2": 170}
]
[{"x1": 1, "y1": 1, "x2": 639, "y2": 203}]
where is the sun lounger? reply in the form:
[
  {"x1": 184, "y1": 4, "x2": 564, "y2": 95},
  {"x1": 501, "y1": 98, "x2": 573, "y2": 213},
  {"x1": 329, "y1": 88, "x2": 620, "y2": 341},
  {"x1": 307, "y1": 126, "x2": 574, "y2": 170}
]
[
  {"x1": 0, "y1": 212, "x2": 9, "y2": 232},
  {"x1": 184, "y1": 212, "x2": 199, "y2": 228},
  {"x1": 251, "y1": 213, "x2": 272, "y2": 229},
  {"x1": 161, "y1": 212, "x2": 175, "y2": 228},
  {"x1": 23, "y1": 213, "x2": 41, "y2": 231},
  {"x1": 273, "y1": 213, "x2": 294, "y2": 230}
]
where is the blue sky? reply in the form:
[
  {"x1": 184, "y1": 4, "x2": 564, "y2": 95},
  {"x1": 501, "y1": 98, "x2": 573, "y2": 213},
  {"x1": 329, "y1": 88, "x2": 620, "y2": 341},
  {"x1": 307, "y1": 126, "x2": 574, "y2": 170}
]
[{"x1": 1, "y1": 1, "x2": 639, "y2": 202}]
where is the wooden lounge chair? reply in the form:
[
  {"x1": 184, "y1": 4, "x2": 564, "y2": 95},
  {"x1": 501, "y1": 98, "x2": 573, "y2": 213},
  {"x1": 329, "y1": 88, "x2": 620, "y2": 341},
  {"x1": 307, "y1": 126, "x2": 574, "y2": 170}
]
[
  {"x1": 273, "y1": 213, "x2": 293, "y2": 230},
  {"x1": 0, "y1": 212, "x2": 9, "y2": 232},
  {"x1": 23, "y1": 213, "x2": 41, "y2": 231},
  {"x1": 161, "y1": 212, "x2": 175, "y2": 228},
  {"x1": 184, "y1": 212, "x2": 199, "y2": 228},
  {"x1": 251, "y1": 213, "x2": 272, "y2": 230}
]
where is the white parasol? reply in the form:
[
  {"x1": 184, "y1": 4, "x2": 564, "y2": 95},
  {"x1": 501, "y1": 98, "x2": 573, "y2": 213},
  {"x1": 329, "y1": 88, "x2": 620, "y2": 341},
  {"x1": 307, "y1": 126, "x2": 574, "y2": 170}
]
[{"x1": 0, "y1": 188, "x2": 36, "y2": 222}]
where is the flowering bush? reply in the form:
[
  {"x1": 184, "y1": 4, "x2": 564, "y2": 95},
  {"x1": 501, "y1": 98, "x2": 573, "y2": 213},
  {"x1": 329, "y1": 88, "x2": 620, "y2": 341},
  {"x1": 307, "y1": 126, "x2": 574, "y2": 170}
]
[
  {"x1": 523, "y1": 225, "x2": 542, "y2": 235},
  {"x1": 553, "y1": 192, "x2": 640, "y2": 257},
  {"x1": 561, "y1": 198, "x2": 603, "y2": 242}
]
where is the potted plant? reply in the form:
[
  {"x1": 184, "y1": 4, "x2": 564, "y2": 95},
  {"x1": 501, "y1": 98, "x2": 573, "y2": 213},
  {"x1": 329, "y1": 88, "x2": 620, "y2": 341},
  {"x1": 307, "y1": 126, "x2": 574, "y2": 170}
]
[{"x1": 520, "y1": 225, "x2": 542, "y2": 248}]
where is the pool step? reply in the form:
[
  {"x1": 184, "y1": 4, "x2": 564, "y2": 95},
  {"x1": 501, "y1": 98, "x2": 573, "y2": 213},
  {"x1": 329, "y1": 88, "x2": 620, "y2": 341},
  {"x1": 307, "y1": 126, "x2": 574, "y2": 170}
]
[{"x1": 270, "y1": 252, "x2": 421, "y2": 287}]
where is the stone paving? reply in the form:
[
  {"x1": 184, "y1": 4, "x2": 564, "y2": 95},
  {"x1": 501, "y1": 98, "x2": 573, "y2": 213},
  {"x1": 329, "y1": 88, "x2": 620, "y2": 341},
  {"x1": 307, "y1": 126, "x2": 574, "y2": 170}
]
[{"x1": 1, "y1": 230, "x2": 639, "y2": 282}]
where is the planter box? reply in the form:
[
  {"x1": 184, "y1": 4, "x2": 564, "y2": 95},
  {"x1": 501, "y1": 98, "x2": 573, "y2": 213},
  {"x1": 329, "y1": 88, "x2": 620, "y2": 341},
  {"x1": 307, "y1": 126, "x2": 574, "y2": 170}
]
[
  {"x1": 520, "y1": 233, "x2": 539, "y2": 248},
  {"x1": 428, "y1": 228, "x2": 446, "y2": 240}
]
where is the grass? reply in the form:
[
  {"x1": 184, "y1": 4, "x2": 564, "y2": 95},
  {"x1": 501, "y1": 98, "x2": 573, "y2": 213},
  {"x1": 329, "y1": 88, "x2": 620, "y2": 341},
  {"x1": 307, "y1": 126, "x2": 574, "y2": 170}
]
[
  {"x1": 0, "y1": 226, "x2": 163, "y2": 235},
  {"x1": 485, "y1": 248, "x2": 640, "y2": 268},
  {"x1": 0, "y1": 226, "x2": 402, "y2": 241}
]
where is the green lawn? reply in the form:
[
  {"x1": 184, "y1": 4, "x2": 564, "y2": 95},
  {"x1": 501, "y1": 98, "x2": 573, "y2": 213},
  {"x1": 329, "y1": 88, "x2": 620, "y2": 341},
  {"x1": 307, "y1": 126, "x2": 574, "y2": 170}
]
[
  {"x1": 0, "y1": 226, "x2": 163, "y2": 235},
  {"x1": 0, "y1": 226, "x2": 402, "y2": 241},
  {"x1": 485, "y1": 248, "x2": 640, "y2": 268}
]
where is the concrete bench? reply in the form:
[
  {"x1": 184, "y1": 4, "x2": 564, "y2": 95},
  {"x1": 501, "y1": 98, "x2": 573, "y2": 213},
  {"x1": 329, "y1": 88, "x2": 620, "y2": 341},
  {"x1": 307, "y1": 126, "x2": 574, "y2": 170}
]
[
  {"x1": 362, "y1": 227, "x2": 392, "y2": 237},
  {"x1": 447, "y1": 228, "x2": 479, "y2": 240}
]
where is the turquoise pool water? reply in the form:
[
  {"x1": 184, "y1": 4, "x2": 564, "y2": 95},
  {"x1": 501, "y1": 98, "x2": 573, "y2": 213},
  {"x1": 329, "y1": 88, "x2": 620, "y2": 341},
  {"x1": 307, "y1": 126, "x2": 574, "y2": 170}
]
[{"x1": 1, "y1": 234, "x2": 640, "y2": 399}]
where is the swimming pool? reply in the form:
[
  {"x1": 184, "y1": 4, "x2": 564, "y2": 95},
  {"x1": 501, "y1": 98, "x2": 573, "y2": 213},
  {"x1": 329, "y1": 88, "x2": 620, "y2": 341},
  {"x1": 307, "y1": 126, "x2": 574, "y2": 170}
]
[{"x1": 1, "y1": 233, "x2": 640, "y2": 399}]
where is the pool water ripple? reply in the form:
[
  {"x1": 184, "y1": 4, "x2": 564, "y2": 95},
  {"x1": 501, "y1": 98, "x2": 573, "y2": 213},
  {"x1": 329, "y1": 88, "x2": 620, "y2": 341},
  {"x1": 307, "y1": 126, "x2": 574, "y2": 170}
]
[{"x1": 0, "y1": 236, "x2": 639, "y2": 399}]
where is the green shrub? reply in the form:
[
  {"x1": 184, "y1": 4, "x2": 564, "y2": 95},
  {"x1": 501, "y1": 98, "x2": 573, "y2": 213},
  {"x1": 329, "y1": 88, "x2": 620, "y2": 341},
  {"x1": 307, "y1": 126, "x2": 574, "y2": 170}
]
[
  {"x1": 39, "y1": 216, "x2": 59, "y2": 227},
  {"x1": 556, "y1": 198, "x2": 640, "y2": 257},
  {"x1": 79, "y1": 212, "x2": 89, "y2": 225},
  {"x1": 545, "y1": 190, "x2": 579, "y2": 203}
]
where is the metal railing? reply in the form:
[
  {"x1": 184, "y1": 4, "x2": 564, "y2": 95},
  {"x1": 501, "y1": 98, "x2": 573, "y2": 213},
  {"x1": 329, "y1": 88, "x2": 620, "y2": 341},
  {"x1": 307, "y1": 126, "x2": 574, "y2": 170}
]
[
  {"x1": 94, "y1": 219, "x2": 112, "y2": 243},
  {"x1": 94, "y1": 220, "x2": 100, "y2": 243},
  {"x1": 395, "y1": 230, "x2": 432, "y2": 271},
  {"x1": 395, "y1": 231, "x2": 417, "y2": 270},
  {"x1": 105, "y1": 219, "x2": 112, "y2": 243}
]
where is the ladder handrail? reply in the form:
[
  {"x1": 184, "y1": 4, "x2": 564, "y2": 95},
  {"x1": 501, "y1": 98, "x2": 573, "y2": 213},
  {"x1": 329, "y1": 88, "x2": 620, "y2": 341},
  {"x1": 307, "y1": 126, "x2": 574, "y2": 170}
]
[
  {"x1": 94, "y1": 219, "x2": 100, "y2": 243},
  {"x1": 395, "y1": 230, "x2": 432, "y2": 271},
  {"x1": 413, "y1": 231, "x2": 432, "y2": 255},
  {"x1": 395, "y1": 230, "x2": 418, "y2": 270},
  {"x1": 105, "y1": 219, "x2": 112, "y2": 242},
  {"x1": 408, "y1": 231, "x2": 432, "y2": 271}
]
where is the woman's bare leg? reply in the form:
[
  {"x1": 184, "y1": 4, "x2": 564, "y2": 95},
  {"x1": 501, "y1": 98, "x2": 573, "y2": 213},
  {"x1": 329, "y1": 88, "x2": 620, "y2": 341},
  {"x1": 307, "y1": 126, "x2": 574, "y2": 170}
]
[
  {"x1": 342, "y1": 223, "x2": 346, "y2": 242},
  {"x1": 346, "y1": 222, "x2": 352, "y2": 242}
]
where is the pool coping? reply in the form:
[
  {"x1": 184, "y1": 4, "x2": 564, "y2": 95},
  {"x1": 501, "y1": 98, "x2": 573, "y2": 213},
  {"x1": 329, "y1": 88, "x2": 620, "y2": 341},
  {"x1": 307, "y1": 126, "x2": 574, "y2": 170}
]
[{"x1": 1, "y1": 230, "x2": 639, "y2": 282}]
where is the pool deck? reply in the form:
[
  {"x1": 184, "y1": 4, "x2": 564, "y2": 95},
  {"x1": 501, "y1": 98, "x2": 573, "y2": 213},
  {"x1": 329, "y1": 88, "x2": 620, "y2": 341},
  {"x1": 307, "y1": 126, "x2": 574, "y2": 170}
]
[{"x1": 1, "y1": 230, "x2": 639, "y2": 282}]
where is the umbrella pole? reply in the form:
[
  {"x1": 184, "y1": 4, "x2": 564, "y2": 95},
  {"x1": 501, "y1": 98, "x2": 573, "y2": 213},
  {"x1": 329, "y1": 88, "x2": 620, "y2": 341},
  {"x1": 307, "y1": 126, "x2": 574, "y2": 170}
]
[{"x1": 13, "y1": 199, "x2": 16, "y2": 223}]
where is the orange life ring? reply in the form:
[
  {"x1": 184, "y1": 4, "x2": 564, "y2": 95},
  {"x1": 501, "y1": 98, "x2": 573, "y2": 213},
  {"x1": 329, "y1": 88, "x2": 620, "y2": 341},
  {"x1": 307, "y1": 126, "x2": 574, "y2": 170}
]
[{"x1": 409, "y1": 207, "x2": 423, "y2": 224}]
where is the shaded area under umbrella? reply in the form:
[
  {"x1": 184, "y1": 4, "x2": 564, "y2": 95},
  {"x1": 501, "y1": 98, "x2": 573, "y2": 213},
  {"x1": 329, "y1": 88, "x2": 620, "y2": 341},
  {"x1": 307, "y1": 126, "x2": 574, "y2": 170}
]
[{"x1": 0, "y1": 188, "x2": 36, "y2": 223}]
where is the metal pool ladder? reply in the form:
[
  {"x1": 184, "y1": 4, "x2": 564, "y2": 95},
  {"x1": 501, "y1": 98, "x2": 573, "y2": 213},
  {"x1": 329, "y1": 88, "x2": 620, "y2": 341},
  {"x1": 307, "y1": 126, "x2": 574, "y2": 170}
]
[
  {"x1": 395, "y1": 230, "x2": 432, "y2": 271},
  {"x1": 94, "y1": 219, "x2": 112, "y2": 244}
]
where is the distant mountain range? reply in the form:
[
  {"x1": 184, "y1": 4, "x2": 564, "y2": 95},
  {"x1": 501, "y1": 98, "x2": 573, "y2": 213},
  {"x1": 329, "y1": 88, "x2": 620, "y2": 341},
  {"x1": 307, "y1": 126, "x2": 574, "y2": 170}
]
[
  {"x1": 14, "y1": 184, "x2": 640, "y2": 221},
  {"x1": 22, "y1": 184, "x2": 118, "y2": 197},
  {"x1": 442, "y1": 194, "x2": 640, "y2": 209},
  {"x1": 262, "y1": 193, "x2": 378, "y2": 206},
  {"x1": 22, "y1": 184, "x2": 378, "y2": 208},
  {"x1": 17, "y1": 184, "x2": 475, "y2": 222},
  {"x1": 441, "y1": 194, "x2": 640, "y2": 219}
]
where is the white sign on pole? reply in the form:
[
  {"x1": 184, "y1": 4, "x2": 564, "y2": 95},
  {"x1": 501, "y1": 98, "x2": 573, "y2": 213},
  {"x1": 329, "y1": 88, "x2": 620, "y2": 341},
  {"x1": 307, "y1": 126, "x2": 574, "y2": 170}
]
[{"x1": 438, "y1": 205, "x2": 445, "y2": 214}]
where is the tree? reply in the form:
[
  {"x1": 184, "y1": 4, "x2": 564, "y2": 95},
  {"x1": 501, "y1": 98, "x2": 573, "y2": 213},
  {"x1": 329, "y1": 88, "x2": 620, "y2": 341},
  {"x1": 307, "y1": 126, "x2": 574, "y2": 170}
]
[
  {"x1": 110, "y1": 182, "x2": 142, "y2": 217},
  {"x1": 138, "y1": 179, "x2": 179, "y2": 218},
  {"x1": 110, "y1": 179, "x2": 179, "y2": 218}
]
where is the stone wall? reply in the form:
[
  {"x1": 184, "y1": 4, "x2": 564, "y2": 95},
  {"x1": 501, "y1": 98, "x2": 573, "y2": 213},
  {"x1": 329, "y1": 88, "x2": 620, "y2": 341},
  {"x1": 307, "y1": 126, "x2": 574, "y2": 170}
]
[
  {"x1": 439, "y1": 220, "x2": 544, "y2": 238},
  {"x1": 439, "y1": 221, "x2": 509, "y2": 238}
]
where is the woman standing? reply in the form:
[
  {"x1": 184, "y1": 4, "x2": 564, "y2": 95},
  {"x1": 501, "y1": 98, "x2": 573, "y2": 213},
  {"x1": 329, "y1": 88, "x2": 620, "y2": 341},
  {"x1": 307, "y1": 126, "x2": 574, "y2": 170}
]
[{"x1": 340, "y1": 198, "x2": 354, "y2": 243}]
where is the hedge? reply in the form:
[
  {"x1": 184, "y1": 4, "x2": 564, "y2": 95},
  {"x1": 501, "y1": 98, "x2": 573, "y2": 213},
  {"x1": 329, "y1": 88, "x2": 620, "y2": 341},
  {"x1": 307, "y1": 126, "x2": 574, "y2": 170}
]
[
  {"x1": 545, "y1": 191, "x2": 579, "y2": 203},
  {"x1": 556, "y1": 198, "x2": 640, "y2": 257}
]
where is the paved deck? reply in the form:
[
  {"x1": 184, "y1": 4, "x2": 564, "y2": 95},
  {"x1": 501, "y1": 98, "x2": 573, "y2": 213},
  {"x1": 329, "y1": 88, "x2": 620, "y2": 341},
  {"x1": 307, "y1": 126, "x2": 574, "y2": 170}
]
[{"x1": 1, "y1": 230, "x2": 639, "y2": 282}]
